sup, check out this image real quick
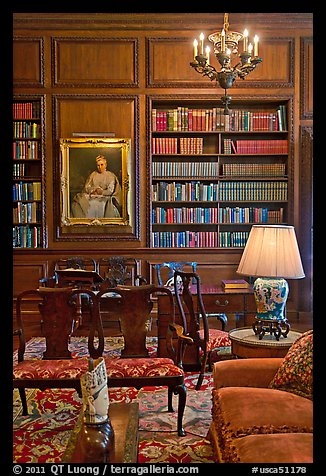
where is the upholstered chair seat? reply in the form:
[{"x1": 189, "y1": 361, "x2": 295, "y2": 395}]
[
  {"x1": 104, "y1": 357, "x2": 184, "y2": 378},
  {"x1": 13, "y1": 358, "x2": 89, "y2": 380}
]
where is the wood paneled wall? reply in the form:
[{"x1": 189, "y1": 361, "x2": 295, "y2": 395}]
[{"x1": 13, "y1": 13, "x2": 313, "y2": 316}]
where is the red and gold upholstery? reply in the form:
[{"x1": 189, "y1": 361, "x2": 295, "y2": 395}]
[
  {"x1": 13, "y1": 359, "x2": 89, "y2": 380},
  {"x1": 104, "y1": 357, "x2": 184, "y2": 378}
]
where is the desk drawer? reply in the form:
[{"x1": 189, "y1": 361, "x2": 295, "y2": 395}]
[{"x1": 203, "y1": 294, "x2": 245, "y2": 313}]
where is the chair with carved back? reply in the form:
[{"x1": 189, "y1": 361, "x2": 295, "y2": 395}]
[
  {"x1": 91, "y1": 283, "x2": 192, "y2": 436},
  {"x1": 173, "y1": 270, "x2": 232, "y2": 390},
  {"x1": 98, "y1": 256, "x2": 147, "y2": 287},
  {"x1": 39, "y1": 256, "x2": 99, "y2": 288},
  {"x1": 39, "y1": 257, "x2": 102, "y2": 336},
  {"x1": 96, "y1": 257, "x2": 148, "y2": 334},
  {"x1": 153, "y1": 261, "x2": 197, "y2": 287},
  {"x1": 13, "y1": 287, "x2": 101, "y2": 415}
]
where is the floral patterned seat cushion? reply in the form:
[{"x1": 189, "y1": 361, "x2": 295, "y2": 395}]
[
  {"x1": 13, "y1": 357, "x2": 183, "y2": 380},
  {"x1": 13, "y1": 358, "x2": 89, "y2": 379},
  {"x1": 198, "y1": 328, "x2": 232, "y2": 352},
  {"x1": 269, "y1": 330, "x2": 313, "y2": 400},
  {"x1": 104, "y1": 357, "x2": 184, "y2": 378}
]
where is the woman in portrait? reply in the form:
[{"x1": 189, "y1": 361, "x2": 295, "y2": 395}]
[{"x1": 71, "y1": 155, "x2": 122, "y2": 218}]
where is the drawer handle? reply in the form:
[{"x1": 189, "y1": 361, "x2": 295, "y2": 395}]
[{"x1": 215, "y1": 299, "x2": 229, "y2": 307}]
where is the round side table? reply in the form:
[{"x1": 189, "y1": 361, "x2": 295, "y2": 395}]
[{"x1": 229, "y1": 327, "x2": 302, "y2": 358}]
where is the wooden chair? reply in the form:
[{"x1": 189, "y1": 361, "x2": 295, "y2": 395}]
[
  {"x1": 39, "y1": 256, "x2": 99, "y2": 288},
  {"x1": 98, "y1": 256, "x2": 147, "y2": 287},
  {"x1": 39, "y1": 257, "x2": 102, "y2": 335},
  {"x1": 153, "y1": 261, "x2": 197, "y2": 286},
  {"x1": 92, "y1": 283, "x2": 192, "y2": 436},
  {"x1": 13, "y1": 287, "x2": 101, "y2": 415},
  {"x1": 173, "y1": 270, "x2": 232, "y2": 390},
  {"x1": 96, "y1": 257, "x2": 147, "y2": 334}
]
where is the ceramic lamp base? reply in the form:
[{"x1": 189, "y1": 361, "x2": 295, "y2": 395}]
[{"x1": 253, "y1": 277, "x2": 290, "y2": 340}]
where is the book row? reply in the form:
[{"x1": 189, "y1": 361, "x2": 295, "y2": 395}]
[
  {"x1": 152, "y1": 207, "x2": 219, "y2": 224},
  {"x1": 219, "y1": 231, "x2": 250, "y2": 248},
  {"x1": 13, "y1": 163, "x2": 27, "y2": 178},
  {"x1": 224, "y1": 139, "x2": 288, "y2": 154},
  {"x1": 219, "y1": 207, "x2": 284, "y2": 224},
  {"x1": 152, "y1": 206, "x2": 283, "y2": 224},
  {"x1": 13, "y1": 102, "x2": 41, "y2": 120},
  {"x1": 219, "y1": 181, "x2": 288, "y2": 201},
  {"x1": 151, "y1": 230, "x2": 249, "y2": 248},
  {"x1": 152, "y1": 106, "x2": 287, "y2": 132},
  {"x1": 13, "y1": 225, "x2": 42, "y2": 248},
  {"x1": 13, "y1": 181, "x2": 42, "y2": 201},
  {"x1": 13, "y1": 140, "x2": 40, "y2": 160},
  {"x1": 152, "y1": 181, "x2": 219, "y2": 202},
  {"x1": 152, "y1": 162, "x2": 219, "y2": 178},
  {"x1": 13, "y1": 121, "x2": 41, "y2": 139},
  {"x1": 13, "y1": 202, "x2": 42, "y2": 224},
  {"x1": 152, "y1": 137, "x2": 204, "y2": 155},
  {"x1": 221, "y1": 163, "x2": 286, "y2": 177}
]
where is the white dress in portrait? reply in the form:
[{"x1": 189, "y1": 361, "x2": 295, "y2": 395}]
[{"x1": 71, "y1": 170, "x2": 122, "y2": 218}]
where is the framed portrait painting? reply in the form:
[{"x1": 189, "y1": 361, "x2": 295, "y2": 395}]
[{"x1": 59, "y1": 137, "x2": 133, "y2": 232}]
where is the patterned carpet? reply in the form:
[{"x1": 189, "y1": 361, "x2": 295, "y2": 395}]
[{"x1": 13, "y1": 337, "x2": 215, "y2": 463}]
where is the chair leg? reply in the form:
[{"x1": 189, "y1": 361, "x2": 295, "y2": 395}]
[
  {"x1": 167, "y1": 387, "x2": 174, "y2": 412},
  {"x1": 19, "y1": 388, "x2": 28, "y2": 415},
  {"x1": 174, "y1": 384, "x2": 186, "y2": 437},
  {"x1": 196, "y1": 352, "x2": 208, "y2": 391}
]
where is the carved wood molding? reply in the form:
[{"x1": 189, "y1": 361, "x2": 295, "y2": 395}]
[
  {"x1": 13, "y1": 13, "x2": 313, "y2": 31},
  {"x1": 52, "y1": 94, "x2": 140, "y2": 242},
  {"x1": 146, "y1": 37, "x2": 294, "y2": 89},
  {"x1": 13, "y1": 36, "x2": 45, "y2": 88},
  {"x1": 52, "y1": 37, "x2": 139, "y2": 88},
  {"x1": 300, "y1": 37, "x2": 313, "y2": 120}
]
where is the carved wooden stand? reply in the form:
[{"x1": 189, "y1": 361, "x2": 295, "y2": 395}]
[{"x1": 253, "y1": 318, "x2": 290, "y2": 341}]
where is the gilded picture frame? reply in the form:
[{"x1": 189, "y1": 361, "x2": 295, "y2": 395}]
[{"x1": 60, "y1": 138, "x2": 131, "y2": 227}]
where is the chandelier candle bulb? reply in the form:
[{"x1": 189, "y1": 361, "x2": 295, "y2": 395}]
[
  {"x1": 254, "y1": 35, "x2": 259, "y2": 57},
  {"x1": 205, "y1": 46, "x2": 210, "y2": 63},
  {"x1": 193, "y1": 39, "x2": 198, "y2": 59},
  {"x1": 221, "y1": 29, "x2": 226, "y2": 52},
  {"x1": 243, "y1": 29, "x2": 249, "y2": 52},
  {"x1": 199, "y1": 32, "x2": 205, "y2": 55}
]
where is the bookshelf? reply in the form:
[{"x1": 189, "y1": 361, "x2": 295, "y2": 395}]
[
  {"x1": 13, "y1": 97, "x2": 47, "y2": 248},
  {"x1": 149, "y1": 99, "x2": 289, "y2": 249}
]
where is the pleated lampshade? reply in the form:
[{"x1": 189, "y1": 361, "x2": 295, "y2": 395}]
[{"x1": 237, "y1": 225, "x2": 305, "y2": 279}]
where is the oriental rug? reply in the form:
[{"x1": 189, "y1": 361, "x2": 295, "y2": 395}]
[{"x1": 13, "y1": 337, "x2": 215, "y2": 464}]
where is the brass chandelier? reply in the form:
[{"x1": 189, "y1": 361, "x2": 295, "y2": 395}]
[{"x1": 190, "y1": 13, "x2": 262, "y2": 114}]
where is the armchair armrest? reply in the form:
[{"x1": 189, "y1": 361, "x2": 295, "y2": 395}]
[{"x1": 213, "y1": 357, "x2": 284, "y2": 389}]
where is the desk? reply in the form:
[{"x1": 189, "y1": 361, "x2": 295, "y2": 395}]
[
  {"x1": 63, "y1": 402, "x2": 139, "y2": 463},
  {"x1": 229, "y1": 327, "x2": 301, "y2": 358},
  {"x1": 157, "y1": 285, "x2": 256, "y2": 367}
]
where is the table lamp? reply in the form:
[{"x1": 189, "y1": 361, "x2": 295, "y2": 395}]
[{"x1": 236, "y1": 225, "x2": 305, "y2": 340}]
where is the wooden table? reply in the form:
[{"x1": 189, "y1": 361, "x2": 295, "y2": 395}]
[
  {"x1": 63, "y1": 402, "x2": 139, "y2": 463},
  {"x1": 157, "y1": 285, "x2": 256, "y2": 368},
  {"x1": 229, "y1": 327, "x2": 302, "y2": 358}
]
